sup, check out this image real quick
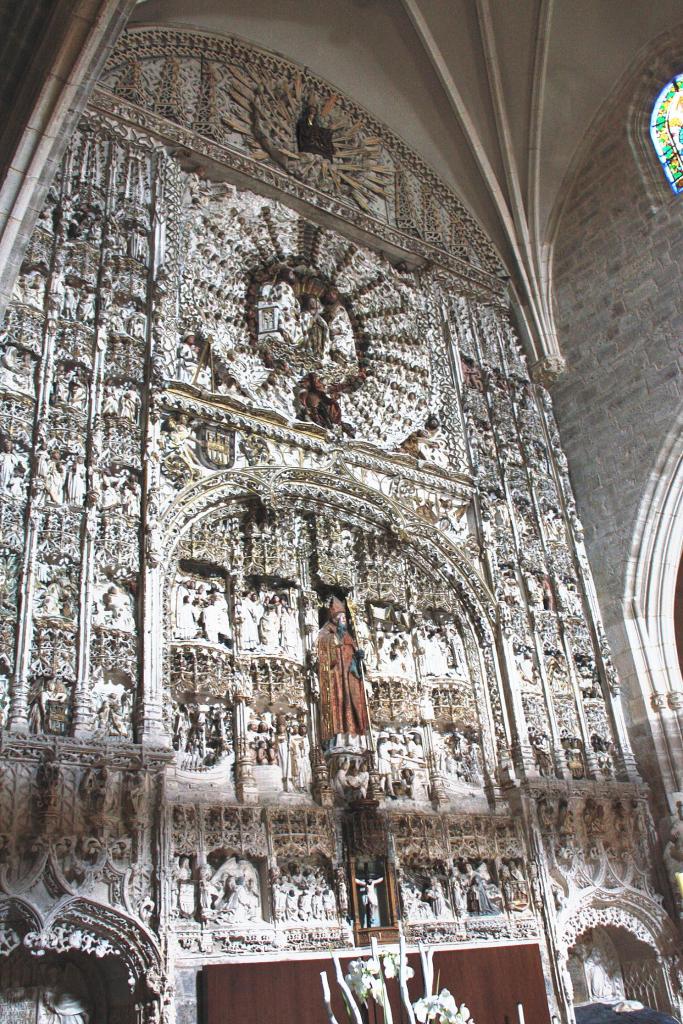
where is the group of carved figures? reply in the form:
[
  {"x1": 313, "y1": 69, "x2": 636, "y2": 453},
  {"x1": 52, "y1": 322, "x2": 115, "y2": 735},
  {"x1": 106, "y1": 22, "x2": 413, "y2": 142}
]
[
  {"x1": 398, "y1": 859, "x2": 522, "y2": 922},
  {"x1": 172, "y1": 576, "x2": 468, "y2": 688},
  {"x1": 171, "y1": 851, "x2": 532, "y2": 931},
  {"x1": 172, "y1": 702, "x2": 233, "y2": 769},
  {"x1": 248, "y1": 711, "x2": 312, "y2": 792}
]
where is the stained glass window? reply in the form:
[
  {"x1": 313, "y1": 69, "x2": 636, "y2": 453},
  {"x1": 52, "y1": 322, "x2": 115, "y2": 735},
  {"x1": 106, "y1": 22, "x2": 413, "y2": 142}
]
[{"x1": 650, "y1": 74, "x2": 683, "y2": 193}]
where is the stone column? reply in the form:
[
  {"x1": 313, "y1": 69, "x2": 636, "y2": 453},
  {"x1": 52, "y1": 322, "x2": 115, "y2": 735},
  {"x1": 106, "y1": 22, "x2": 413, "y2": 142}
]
[
  {"x1": 9, "y1": 261, "x2": 60, "y2": 730},
  {"x1": 233, "y1": 692, "x2": 258, "y2": 804}
]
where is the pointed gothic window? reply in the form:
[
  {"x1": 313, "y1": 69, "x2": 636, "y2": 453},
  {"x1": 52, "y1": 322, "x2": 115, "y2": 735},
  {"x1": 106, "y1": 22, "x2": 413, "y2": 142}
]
[{"x1": 650, "y1": 74, "x2": 683, "y2": 193}]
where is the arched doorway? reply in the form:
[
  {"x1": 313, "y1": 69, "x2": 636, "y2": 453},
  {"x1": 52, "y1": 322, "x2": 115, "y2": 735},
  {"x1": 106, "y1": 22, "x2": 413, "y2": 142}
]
[
  {"x1": 0, "y1": 947, "x2": 134, "y2": 1024},
  {"x1": 568, "y1": 924, "x2": 672, "y2": 1015}
]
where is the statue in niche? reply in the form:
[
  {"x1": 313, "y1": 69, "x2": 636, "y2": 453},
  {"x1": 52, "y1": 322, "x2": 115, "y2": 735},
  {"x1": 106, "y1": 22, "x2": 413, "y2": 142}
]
[
  {"x1": 248, "y1": 712, "x2": 278, "y2": 767},
  {"x1": 259, "y1": 596, "x2": 281, "y2": 649},
  {"x1": 39, "y1": 449, "x2": 67, "y2": 505},
  {"x1": 94, "y1": 582, "x2": 136, "y2": 632},
  {"x1": 299, "y1": 293, "x2": 330, "y2": 358},
  {"x1": 273, "y1": 864, "x2": 338, "y2": 924},
  {"x1": 0, "y1": 437, "x2": 24, "y2": 494},
  {"x1": 176, "y1": 331, "x2": 212, "y2": 388},
  {"x1": 354, "y1": 864, "x2": 386, "y2": 929},
  {"x1": 433, "y1": 727, "x2": 482, "y2": 787},
  {"x1": 209, "y1": 856, "x2": 262, "y2": 923},
  {"x1": 40, "y1": 964, "x2": 91, "y2": 1024},
  {"x1": 376, "y1": 729, "x2": 427, "y2": 799},
  {"x1": 174, "y1": 578, "x2": 232, "y2": 647},
  {"x1": 13, "y1": 268, "x2": 45, "y2": 309},
  {"x1": 65, "y1": 456, "x2": 87, "y2": 506},
  {"x1": 234, "y1": 588, "x2": 301, "y2": 658},
  {"x1": 95, "y1": 689, "x2": 132, "y2": 737},
  {"x1": 585, "y1": 949, "x2": 624, "y2": 1003},
  {"x1": 235, "y1": 591, "x2": 263, "y2": 651},
  {"x1": 297, "y1": 103, "x2": 335, "y2": 161},
  {"x1": 418, "y1": 624, "x2": 459, "y2": 678},
  {"x1": 591, "y1": 733, "x2": 614, "y2": 777},
  {"x1": 27, "y1": 675, "x2": 68, "y2": 733},
  {"x1": 0, "y1": 345, "x2": 34, "y2": 395},
  {"x1": 202, "y1": 590, "x2": 232, "y2": 646},
  {"x1": 317, "y1": 596, "x2": 369, "y2": 746},
  {"x1": 332, "y1": 756, "x2": 369, "y2": 801},
  {"x1": 463, "y1": 861, "x2": 502, "y2": 916},
  {"x1": 562, "y1": 734, "x2": 585, "y2": 780},
  {"x1": 528, "y1": 726, "x2": 554, "y2": 777},
  {"x1": 289, "y1": 723, "x2": 312, "y2": 791}
]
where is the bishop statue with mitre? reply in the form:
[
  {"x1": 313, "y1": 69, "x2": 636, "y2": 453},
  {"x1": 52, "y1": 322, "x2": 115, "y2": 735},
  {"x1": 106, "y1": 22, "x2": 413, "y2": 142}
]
[{"x1": 317, "y1": 597, "x2": 370, "y2": 745}]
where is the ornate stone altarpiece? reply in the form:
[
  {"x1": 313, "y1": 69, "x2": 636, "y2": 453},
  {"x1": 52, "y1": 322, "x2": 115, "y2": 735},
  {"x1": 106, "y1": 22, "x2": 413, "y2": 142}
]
[{"x1": 0, "y1": 24, "x2": 680, "y2": 1024}]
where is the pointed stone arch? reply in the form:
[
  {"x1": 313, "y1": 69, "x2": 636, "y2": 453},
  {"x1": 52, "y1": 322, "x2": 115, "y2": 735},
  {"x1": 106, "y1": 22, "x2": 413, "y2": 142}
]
[
  {"x1": 624, "y1": 401, "x2": 683, "y2": 803},
  {"x1": 0, "y1": 895, "x2": 162, "y2": 998}
]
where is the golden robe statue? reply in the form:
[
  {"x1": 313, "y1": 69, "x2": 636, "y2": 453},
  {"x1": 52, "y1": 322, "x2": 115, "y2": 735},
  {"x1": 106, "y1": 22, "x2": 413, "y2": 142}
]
[{"x1": 317, "y1": 597, "x2": 369, "y2": 744}]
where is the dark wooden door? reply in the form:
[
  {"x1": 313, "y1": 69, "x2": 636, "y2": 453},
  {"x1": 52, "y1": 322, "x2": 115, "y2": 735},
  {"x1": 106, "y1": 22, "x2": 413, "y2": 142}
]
[{"x1": 203, "y1": 942, "x2": 552, "y2": 1024}]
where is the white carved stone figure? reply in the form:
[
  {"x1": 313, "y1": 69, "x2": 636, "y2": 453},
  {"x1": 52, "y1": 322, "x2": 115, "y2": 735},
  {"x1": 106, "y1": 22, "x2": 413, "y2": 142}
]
[
  {"x1": 585, "y1": 949, "x2": 624, "y2": 1003},
  {"x1": 65, "y1": 457, "x2": 87, "y2": 505},
  {"x1": 0, "y1": 438, "x2": 22, "y2": 493},
  {"x1": 210, "y1": 857, "x2": 262, "y2": 923},
  {"x1": 202, "y1": 589, "x2": 232, "y2": 645},
  {"x1": 279, "y1": 598, "x2": 301, "y2": 658},
  {"x1": 424, "y1": 876, "x2": 452, "y2": 919},
  {"x1": 78, "y1": 291, "x2": 96, "y2": 322},
  {"x1": 327, "y1": 302, "x2": 356, "y2": 362},
  {"x1": 100, "y1": 473, "x2": 122, "y2": 511},
  {"x1": 41, "y1": 581, "x2": 68, "y2": 618},
  {"x1": 258, "y1": 595, "x2": 282, "y2": 651},
  {"x1": 62, "y1": 284, "x2": 79, "y2": 320},
  {"x1": 299, "y1": 294, "x2": 330, "y2": 359},
  {"x1": 41, "y1": 964, "x2": 90, "y2": 1024},
  {"x1": 235, "y1": 593, "x2": 262, "y2": 647},
  {"x1": 274, "y1": 713, "x2": 292, "y2": 789},
  {"x1": 289, "y1": 724, "x2": 312, "y2": 791},
  {"x1": 119, "y1": 389, "x2": 141, "y2": 422},
  {"x1": 0, "y1": 345, "x2": 34, "y2": 395},
  {"x1": 420, "y1": 626, "x2": 451, "y2": 677},
  {"x1": 122, "y1": 479, "x2": 140, "y2": 518},
  {"x1": 102, "y1": 388, "x2": 120, "y2": 418},
  {"x1": 43, "y1": 451, "x2": 67, "y2": 504},
  {"x1": 175, "y1": 587, "x2": 199, "y2": 640},
  {"x1": 97, "y1": 583, "x2": 136, "y2": 632}
]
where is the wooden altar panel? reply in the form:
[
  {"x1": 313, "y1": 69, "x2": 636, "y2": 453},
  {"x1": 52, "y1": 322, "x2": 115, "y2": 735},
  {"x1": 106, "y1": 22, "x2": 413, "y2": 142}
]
[{"x1": 203, "y1": 942, "x2": 552, "y2": 1024}]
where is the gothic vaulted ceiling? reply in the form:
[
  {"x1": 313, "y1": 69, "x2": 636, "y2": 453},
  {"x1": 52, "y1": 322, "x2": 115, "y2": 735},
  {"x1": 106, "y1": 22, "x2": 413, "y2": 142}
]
[{"x1": 132, "y1": 0, "x2": 683, "y2": 365}]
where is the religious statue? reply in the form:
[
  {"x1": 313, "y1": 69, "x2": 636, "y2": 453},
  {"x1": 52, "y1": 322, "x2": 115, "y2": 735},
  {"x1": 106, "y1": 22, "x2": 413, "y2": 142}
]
[
  {"x1": 355, "y1": 871, "x2": 384, "y2": 929},
  {"x1": 296, "y1": 103, "x2": 335, "y2": 161},
  {"x1": 317, "y1": 597, "x2": 369, "y2": 746},
  {"x1": 41, "y1": 964, "x2": 90, "y2": 1024}
]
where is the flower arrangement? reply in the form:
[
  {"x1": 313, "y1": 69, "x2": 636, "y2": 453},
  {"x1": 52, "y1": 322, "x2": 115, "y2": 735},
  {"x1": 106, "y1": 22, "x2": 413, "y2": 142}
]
[{"x1": 320, "y1": 935, "x2": 474, "y2": 1024}]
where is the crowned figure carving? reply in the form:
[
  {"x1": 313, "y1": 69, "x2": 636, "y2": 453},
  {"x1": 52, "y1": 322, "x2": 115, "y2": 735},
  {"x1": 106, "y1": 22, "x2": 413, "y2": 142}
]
[{"x1": 317, "y1": 597, "x2": 369, "y2": 746}]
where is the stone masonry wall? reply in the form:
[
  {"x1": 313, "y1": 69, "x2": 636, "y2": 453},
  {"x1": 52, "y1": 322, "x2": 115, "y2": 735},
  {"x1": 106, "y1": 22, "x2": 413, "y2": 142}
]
[{"x1": 551, "y1": 74, "x2": 683, "y2": 804}]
